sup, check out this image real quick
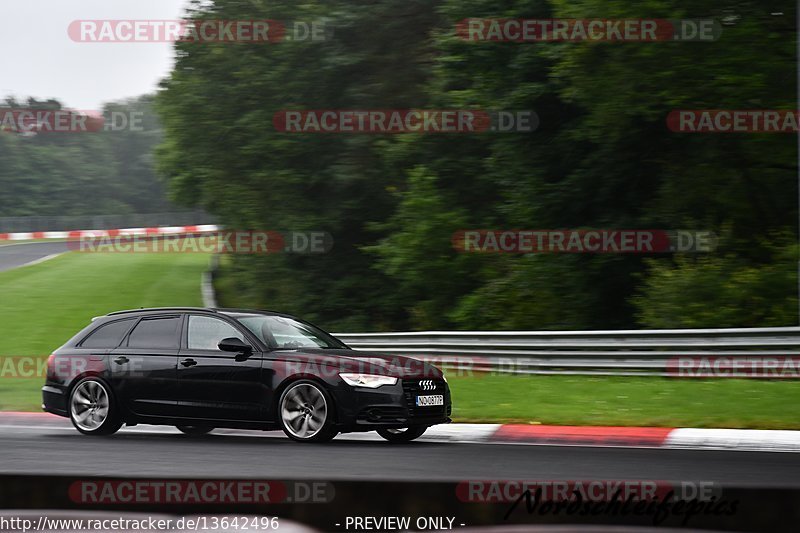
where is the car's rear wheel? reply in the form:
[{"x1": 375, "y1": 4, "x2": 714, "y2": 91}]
[
  {"x1": 279, "y1": 381, "x2": 337, "y2": 443},
  {"x1": 69, "y1": 377, "x2": 121, "y2": 436},
  {"x1": 176, "y1": 425, "x2": 214, "y2": 435},
  {"x1": 377, "y1": 426, "x2": 427, "y2": 442}
]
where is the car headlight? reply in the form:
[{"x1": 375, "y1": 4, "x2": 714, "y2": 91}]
[{"x1": 339, "y1": 373, "x2": 398, "y2": 388}]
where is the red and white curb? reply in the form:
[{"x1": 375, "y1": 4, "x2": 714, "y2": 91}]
[
  {"x1": 663, "y1": 428, "x2": 800, "y2": 452},
  {"x1": 2, "y1": 413, "x2": 799, "y2": 452},
  {"x1": 0, "y1": 225, "x2": 219, "y2": 242},
  {"x1": 451, "y1": 424, "x2": 800, "y2": 452}
]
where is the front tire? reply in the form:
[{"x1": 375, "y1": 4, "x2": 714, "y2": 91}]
[
  {"x1": 377, "y1": 426, "x2": 427, "y2": 442},
  {"x1": 278, "y1": 380, "x2": 337, "y2": 443},
  {"x1": 69, "y1": 377, "x2": 121, "y2": 436},
  {"x1": 176, "y1": 426, "x2": 214, "y2": 436}
]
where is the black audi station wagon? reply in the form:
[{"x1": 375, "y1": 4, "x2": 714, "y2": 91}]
[{"x1": 42, "y1": 308, "x2": 451, "y2": 442}]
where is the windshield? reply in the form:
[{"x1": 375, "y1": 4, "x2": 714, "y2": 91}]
[{"x1": 232, "y1": 314, "x2": 347, "y2": 350}]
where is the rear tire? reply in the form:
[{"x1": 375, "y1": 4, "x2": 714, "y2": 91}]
[
  {"x1": 69, "y1": 377, "x2": 122, "y2": 436},
  {"x1": 278, "y1": 380, "x2": 337, "y2": 443},
  {"x1": 377, "y1": 426, "x2": 427, "y2": 442},
  {"x1": 176, "y1": 426, "x2": 214, "y2": 436}
]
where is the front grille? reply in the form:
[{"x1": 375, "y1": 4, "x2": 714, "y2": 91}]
[{"x1": 402, "y1": 379, "x2": 450, "y2": 419}]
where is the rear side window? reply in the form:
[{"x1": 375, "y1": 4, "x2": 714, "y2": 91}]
[
  {"x1": 81, "y1": 318, "x2": 136, "y2": 349},
  {"x1": 126, "y1": 316, "x2": 182, "y2": 349}
]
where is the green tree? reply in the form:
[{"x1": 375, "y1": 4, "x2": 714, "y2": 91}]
[
  {"x1": 157, "y1": 0, "x2": 443, "y2": 330},
  {"x1": 0, "y1": 95, "x2": 173, "y2": 217}
]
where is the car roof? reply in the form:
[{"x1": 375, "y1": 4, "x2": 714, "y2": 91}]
[{"x1": 104, "y1": 307, "x2": 295, "y2": 319}]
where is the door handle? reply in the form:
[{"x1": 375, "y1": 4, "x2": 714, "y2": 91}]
[
  {"x1": 181, "y1": 358, "x2": 198, "y2": 367},
  {"x1": 114, "y1": 356, "x2": 129, "y2": 364}
]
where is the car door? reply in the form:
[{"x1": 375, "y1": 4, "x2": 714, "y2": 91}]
[
  {"x1": 109, "y1": 314, "x2": 182, "y2": 417},
  {"x1": 176, "y1": 314, "x2": 265, "y2": 421}
]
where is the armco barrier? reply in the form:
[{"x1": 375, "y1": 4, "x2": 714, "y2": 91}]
[
  {"x1": 0, "y1": 212, "x2": 214, "y2": 233},
  {"x1": 333, "y1": 327, "x2": 800, "y2": 377}
]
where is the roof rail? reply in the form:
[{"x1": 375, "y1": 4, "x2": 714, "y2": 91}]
[
  {"x1": 215, "y1": 307, "x2": 276, "y2": 313},
  {"x1": 107, "y1": 307, "x2": 217, "y2": 316}
]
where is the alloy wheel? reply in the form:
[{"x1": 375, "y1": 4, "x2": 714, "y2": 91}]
[
  {"x1": 281, "y1": 382, "x2": 328, "y2": 440},
  {"x1": 70, "y1": 380, "x2": 110, "y2": 432}
]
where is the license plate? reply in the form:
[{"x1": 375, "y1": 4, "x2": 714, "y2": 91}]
[{"x1": 415, "y1": 394, "x2": 444, "y2": 407}]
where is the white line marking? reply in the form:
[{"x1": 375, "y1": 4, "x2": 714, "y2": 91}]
[
  {"x1": 0, "y1": 241, "x2": 66, "y2": 249},
  {"x1": 18, "y1": 252, "x2": 66, "y2": 269}
]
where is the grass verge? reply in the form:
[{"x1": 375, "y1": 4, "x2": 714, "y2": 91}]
[
  {"x1": 446, "y1": 374, "x2": 800, "y2": 429},
  {"x1": 0, "y1": 251, "x2": 209, "y2": 411}
]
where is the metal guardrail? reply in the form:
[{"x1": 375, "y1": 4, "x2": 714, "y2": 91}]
[{"x1": 333, "y1": 327, "x2": 800, "y2": 377}]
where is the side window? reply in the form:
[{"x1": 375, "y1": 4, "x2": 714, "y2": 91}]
[
  {"x1": 80, "y1": 318, "x2": 136, "y2": 349},
  {"x1": 126, "y1": 316, "x2": 181, "y2": 349},
  {"x1": 188, "y1": 315, "x2": 244, "y2": 351}
]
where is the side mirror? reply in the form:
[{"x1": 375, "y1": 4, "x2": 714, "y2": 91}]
[{"x1": 218, "y1": 337, "x2": 253, "y2": 357}]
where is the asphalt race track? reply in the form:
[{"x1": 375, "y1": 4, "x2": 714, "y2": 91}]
[
  {"x1": 0, "y1": 241, "x2": 70, "y2": 272},
  {"x1": 0, "y1": 415, "x2": 798, "y2": 484}
]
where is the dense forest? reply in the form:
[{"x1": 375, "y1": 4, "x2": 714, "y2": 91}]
[
  {"x1": 4, "y1": 0, "x2": 796, "y2": 332},
  {"x1": 156, "y1": 0, "x2": 797, "y2": 331},
  {"x1": 0, "y1": 95, "x2": 173, "y2": 216}
]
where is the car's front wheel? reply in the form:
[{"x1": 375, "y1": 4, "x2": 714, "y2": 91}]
[
  {"x1": 176, "y1": 426, "x2": 214, "y2": 436},
  {"x1": 278, "y1": 380, "x2": 337, "y2": 443},
  {"x1": 377, "y1": 426, "x2": 427, "y2": 442},
  {"x1": 69, "y1": 377, "x2": 122, "y2": 436}
]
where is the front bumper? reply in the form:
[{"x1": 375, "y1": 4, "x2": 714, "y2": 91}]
[{"x1": 332, "y1": 378, "x2": 451, "y2": 431}]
